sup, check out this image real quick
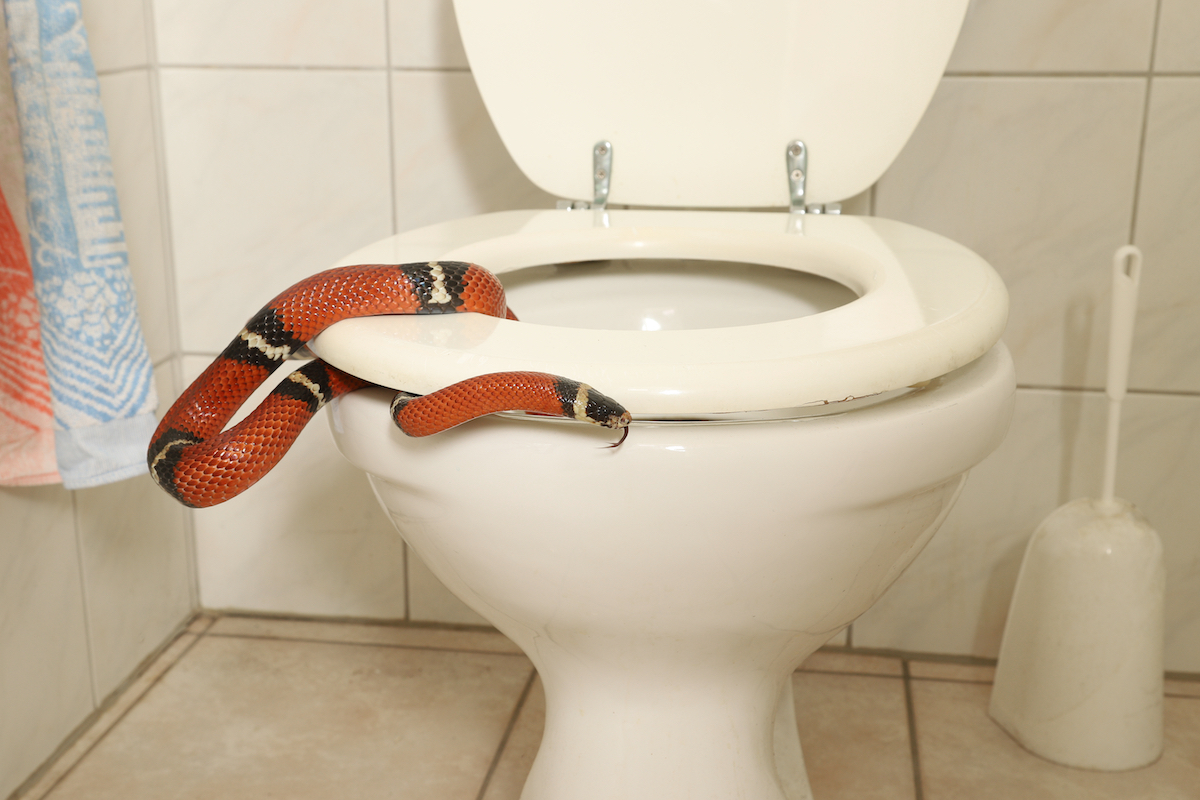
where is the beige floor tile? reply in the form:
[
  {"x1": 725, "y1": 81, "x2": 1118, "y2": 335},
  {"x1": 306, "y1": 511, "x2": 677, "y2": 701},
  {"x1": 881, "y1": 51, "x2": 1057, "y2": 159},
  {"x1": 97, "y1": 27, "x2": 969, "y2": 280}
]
[
  {"x1": 908, "y1": 660, "x2": 996, "y2": 683},
  {"x1": 208, "y1": 615, "x2": 523, "y2": 654},
  {"x1": 793, "y1": 671, "x2": 917, "y2": 800},
  {"x1": 22, "y1": 633, "x2": 199, "y2": 800},
  {"x1": 914, "y1": 681, "x2": 1200, "y2": 799},
  {"x1": 481, "y1": 675, "x2": 544, "y2": 800},
  {"x1": 43, "y1": 636, "x2": 533, "y2": 800},
  {"x1": 799, "y1": 650, "x2": 904, "y2": 677}
]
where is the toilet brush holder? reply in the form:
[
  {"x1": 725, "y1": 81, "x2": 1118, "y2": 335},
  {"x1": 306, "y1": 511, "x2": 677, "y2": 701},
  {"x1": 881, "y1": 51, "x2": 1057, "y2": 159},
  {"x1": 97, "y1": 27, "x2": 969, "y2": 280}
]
[
  {"x1": 989, "y1": 498, "x2": 1164, "y2": 770},
  {"x1": 990, "y1": 245, "x2": 1165, "y2": 771}
]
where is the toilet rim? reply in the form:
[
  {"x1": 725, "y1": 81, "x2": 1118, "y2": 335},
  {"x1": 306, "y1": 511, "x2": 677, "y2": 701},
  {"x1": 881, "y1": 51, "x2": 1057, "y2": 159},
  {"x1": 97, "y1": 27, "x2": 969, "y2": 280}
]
[{"x1": 310, "y1": 209, "x2": 1008, "y2": 416}]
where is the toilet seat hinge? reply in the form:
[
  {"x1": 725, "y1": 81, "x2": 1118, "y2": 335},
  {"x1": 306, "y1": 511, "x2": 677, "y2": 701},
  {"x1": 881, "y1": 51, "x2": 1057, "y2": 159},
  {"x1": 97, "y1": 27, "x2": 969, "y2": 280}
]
[
  {"x1": 593, "y1": 140, "x2": 612, "y2": 209},
  {"x1": 787, "y1": 140, "x2": 807, "y2": 212},
  {"x1": 786, "y1": 140, "x2": 841, "y2": 216},
  {"x1": 554, "y1": 140, "x2": 613, "y2": 211}
]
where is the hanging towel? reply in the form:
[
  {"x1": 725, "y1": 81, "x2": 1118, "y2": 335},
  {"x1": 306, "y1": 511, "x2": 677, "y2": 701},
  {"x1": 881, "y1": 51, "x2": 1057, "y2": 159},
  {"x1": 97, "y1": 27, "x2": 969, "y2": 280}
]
[
  {"x1": 3, "y1": 0, "x2": 157, "y2": 489},
  {"x1": 0, "y1": 182, "x2": 58, "y2": 485}
]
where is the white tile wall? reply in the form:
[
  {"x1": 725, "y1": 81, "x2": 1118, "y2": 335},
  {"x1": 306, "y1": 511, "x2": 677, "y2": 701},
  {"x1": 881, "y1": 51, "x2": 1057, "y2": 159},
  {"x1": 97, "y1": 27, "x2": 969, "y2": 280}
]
[
  {"x1": 1131, "y1": 78, "x2": 1200, "y2": 393},
  {"x1": 876, "y1": 77, "x2": 1145, "y2": 390},
  {"x1": 80, "y1": 0, "x2": 149, "y2": 73},
  {"x1": 388, "y1": 0, "x2": 468, "y2": 69},
  {"x1": 153, "y1": 0, "x2": 387, "y2": 68},
  {"x1": 408, "y1": 549, "x2": 489, "y2": 626},
  {"x1": 947, "y1": 0, "x2": 1157, "y2": 73},
  {"x1": 75, "y1": 475, "x2": 193, "y2": 698},
  {"x1": 390, "y1": 71, "x2": 556, "y2": 233},
  {"x1": 1155, "y1": 0, "x2": 1200, "y2": 73},
  {"x1": 0, "y1": 487, "x2": 94, "y2": 800},
  {"x1": 159, "y1": 67, "x2": 393, "y2": 354},
  {"x1": 98, "y1": 70, "x2": 173, "y2": 364},
  {"x1": 182, "y1": 356, "x2": 408, "y2": 619},
  {"x1": 857, "y1": 388, "x2": 1200, "y2": 673}
]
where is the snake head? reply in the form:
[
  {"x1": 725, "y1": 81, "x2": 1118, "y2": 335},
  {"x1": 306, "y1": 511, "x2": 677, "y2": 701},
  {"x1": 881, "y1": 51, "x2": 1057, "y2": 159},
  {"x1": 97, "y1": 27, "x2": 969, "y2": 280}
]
[{"x1": 574, "y1": 386, "x2": 631, "y2": 447}]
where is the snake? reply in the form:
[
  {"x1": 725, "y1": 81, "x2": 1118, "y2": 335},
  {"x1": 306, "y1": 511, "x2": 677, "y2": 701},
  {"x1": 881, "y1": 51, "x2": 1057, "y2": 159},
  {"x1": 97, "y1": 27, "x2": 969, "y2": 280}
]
[{"x1": 147, "y1": 261, "x2": 632, "y2": 508}]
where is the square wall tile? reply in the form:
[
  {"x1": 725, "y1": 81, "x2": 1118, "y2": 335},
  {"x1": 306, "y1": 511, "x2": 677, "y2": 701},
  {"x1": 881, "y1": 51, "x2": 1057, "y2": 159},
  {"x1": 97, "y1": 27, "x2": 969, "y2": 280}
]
[
  {"x1": 876, "y1": 77, "x2": 1144, "y2": 390},
  {"x1": 183, "y1": 356, "x2": 408, "y2": 619},
  {"x1": 161, "y1": 68, "x2": 394, "y2": 354},
  {"x1": 947, "y1": 0, "x2": 1157, "y2": 73},
  {"x1": 1130, "y1": 78, "x2": 1200, "y2": 393},
  {"x1": 1155, "y1": 0, "x2": 1200, "y2": 73},
  {"x1": 855, "y1": 387, "x2": 1200, "y2": 673},
  {"x1": 153, "y1": 0, "x2": 387, "y2": 67},
  {"x1": 388, "y1": 0, "x2": 468, "y2": 69},
  {"x1": 408, "y1": 547, "x2": 490, "y2": 626},
  {"x1": 0, "y1": 485, "x2": 94, "y2": 800},
  {"x1": 76, "y1": 473, "x2": 194, "y2": 700},
  {"x1": 391, "y1": 71, "x2": 557, "y2": 234},
  {"x1": 855, "y1": 388, "x2": 1086, "y2": 660},
  {"x1": 80, "y1": 0, "x2": 149, "y2": 73},
  {"x1": 99, "y1": 69, "x2": 173, "y2": 364}
]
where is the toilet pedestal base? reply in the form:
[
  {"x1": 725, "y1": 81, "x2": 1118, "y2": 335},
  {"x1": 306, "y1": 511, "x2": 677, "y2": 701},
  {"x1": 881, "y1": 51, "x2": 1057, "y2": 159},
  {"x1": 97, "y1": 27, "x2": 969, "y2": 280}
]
[{"x1": 515, "y1": 644, "x2": 819, "y2": 800}]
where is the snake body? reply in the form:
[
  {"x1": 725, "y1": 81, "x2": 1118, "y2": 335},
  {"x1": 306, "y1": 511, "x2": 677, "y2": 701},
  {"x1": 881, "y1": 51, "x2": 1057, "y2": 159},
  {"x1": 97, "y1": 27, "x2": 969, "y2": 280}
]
[{"x1": 148, "y1": 261, "x2": 631, "y2": 508}]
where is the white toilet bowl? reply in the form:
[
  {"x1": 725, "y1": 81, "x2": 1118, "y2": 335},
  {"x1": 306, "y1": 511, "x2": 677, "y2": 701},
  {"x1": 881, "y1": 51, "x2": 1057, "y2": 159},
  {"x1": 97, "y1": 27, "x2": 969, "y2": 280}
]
[
  {"x1": 314, "y1": 208, "x2": 1014, "y2": 800},
  {"x1": 310, "y1": 1, "x2": 1014, "y2": 796}
]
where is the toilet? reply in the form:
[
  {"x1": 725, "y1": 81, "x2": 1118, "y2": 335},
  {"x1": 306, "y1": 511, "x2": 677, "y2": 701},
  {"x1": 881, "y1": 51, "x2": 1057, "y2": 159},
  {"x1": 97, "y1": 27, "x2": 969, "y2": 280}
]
[{"x1": 311, "y1": 1, "x2": 1015, "y2": 798}]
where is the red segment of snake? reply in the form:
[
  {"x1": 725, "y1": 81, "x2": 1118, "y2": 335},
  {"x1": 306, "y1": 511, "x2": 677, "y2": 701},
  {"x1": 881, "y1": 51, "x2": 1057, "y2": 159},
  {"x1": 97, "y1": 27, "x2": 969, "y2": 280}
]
[
  {"x1": 390, "y1": 371, "x2": 622, "y2": 437},
  {"x1": 148, "y1": 262, "x2": 630, "y2": 509}
]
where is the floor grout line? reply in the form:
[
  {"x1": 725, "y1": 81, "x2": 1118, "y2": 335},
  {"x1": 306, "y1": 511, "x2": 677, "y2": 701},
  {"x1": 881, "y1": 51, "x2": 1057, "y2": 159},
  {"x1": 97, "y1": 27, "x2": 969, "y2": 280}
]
[
  {"x1": 203, "y1": 630, "x2": 527, "y2": 658},
  {"x1": 474, "y1": 667, "x2": 538, "y2": 800},
  {"x1": 902, "y1": 660, "x2": 926, "y2": 800},
  {"x1": 909, "y1": 677, "x2": 993, "y2": 686},
  {"x1": 799, "y1": 668, "x2": 905, "y2": 680}
]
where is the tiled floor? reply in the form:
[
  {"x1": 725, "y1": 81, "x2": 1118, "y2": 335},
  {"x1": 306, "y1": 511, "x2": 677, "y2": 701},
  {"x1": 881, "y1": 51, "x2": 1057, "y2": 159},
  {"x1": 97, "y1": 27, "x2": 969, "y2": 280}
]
[{"x1": 15, "y1": 615, "x2": 1200, "y2": 800}]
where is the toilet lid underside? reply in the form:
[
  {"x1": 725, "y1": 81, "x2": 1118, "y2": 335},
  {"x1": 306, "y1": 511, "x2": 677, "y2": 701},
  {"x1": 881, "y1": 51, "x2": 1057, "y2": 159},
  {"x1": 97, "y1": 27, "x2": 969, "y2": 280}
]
[{"x1": 310, "y1": 210, "x2": 1008, "y2": 415}]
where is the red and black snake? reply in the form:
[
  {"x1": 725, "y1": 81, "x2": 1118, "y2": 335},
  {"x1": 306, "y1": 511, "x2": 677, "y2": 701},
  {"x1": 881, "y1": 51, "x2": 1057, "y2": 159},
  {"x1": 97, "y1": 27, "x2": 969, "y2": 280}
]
[{"x1": 148, "y1": 261, "x2": 631, "y2": 508}]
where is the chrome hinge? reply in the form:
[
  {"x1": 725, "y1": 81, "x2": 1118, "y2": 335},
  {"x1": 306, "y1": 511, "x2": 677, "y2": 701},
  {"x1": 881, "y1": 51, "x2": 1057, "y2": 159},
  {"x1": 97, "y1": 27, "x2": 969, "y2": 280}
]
[
  {"x1": 787, "y1": 140, "x2": 841, "y2": 215},
  {"x1": 556, "y1": 140, "x2": 614, "y2": 211}
]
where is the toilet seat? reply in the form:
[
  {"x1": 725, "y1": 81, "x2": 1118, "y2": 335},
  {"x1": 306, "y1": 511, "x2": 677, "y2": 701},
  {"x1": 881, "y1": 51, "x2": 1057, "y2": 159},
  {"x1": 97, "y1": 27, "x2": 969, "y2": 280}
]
[{"x1": 310, "y1": 209, "x2": 1007, "y2": 416}]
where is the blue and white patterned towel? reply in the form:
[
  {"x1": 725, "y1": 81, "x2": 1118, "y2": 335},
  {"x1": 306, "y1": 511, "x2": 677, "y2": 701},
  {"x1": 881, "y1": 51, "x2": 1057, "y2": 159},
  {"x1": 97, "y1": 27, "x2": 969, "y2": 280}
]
[{"x1": 4, "y1": 0, "x2": 157, "y2": 488}]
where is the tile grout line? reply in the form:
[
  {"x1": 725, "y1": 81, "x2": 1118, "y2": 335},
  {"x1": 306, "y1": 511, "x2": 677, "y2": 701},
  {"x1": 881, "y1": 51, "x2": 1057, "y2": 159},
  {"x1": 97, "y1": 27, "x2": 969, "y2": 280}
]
[
  {"x1": 474, "y1": 666, "x2": 538, "y2": 800},
  {"x1": 383, "y1": 0, "x2": 400, "y2": 243},
  {"x1": 114, "y1": 63, "x2": 471, "y2": 73},
  {"x1": 902, "y1": 660, "x2": 925, "y2": 800},
  {"x1": 1127, "y1": 0, "x2": 1164, "y2": 246},
  {"x1": 381, "y1": 1, "x2": 413, "y2": 625},
  {"x1": 204, "y1": 630, "x2": 526, "y2": 657},
  {"x1": 68, "y1": 492, "x2": 99, "y2": 709},
  {"x1": 139, "y1": 0, "x2": 202, "y2": 612}
]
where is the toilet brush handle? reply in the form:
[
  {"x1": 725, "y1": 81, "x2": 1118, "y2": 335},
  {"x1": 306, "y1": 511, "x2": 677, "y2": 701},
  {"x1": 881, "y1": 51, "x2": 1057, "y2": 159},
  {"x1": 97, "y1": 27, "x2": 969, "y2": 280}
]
[{"x1": 1100, "y1": 245, "x2": 1143, "y2": 509}]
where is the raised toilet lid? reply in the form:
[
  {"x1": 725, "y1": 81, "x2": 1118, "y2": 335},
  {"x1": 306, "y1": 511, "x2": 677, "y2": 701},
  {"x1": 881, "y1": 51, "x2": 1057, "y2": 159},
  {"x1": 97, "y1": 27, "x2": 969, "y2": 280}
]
[
  {"x1": 452, "y1": 0, "x2": 970, "y2": 207},
  {"x1": 310, "y1": 209, "x2": 1008, "y2": 416}
]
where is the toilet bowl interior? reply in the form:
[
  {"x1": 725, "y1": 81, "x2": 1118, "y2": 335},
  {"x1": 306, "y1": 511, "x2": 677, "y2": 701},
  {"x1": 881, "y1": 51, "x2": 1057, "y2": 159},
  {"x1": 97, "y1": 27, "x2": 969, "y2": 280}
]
[{"x1": 499, "y1": 257, "x2": 858, "y2": 332}]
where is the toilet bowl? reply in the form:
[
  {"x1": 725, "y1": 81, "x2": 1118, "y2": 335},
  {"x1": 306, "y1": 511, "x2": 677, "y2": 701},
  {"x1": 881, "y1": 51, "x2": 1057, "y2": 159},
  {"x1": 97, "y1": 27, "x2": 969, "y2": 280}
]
[{"x1": 310, "y1": 1, "x2": 1015, "y2": 797}]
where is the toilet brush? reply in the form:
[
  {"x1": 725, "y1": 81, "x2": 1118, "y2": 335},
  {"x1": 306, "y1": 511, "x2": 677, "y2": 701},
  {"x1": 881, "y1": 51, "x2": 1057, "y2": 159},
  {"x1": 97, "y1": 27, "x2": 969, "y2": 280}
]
[{"x1": 989, "y1": 245, "x2": 1164, "y2": 771}]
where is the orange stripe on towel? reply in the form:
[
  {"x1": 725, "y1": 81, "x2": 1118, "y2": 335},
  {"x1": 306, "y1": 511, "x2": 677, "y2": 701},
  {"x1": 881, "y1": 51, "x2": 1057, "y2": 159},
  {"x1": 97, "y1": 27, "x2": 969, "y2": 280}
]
[{"x1": 0, "y1": 184, "x2": 60, "y2": 485}]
